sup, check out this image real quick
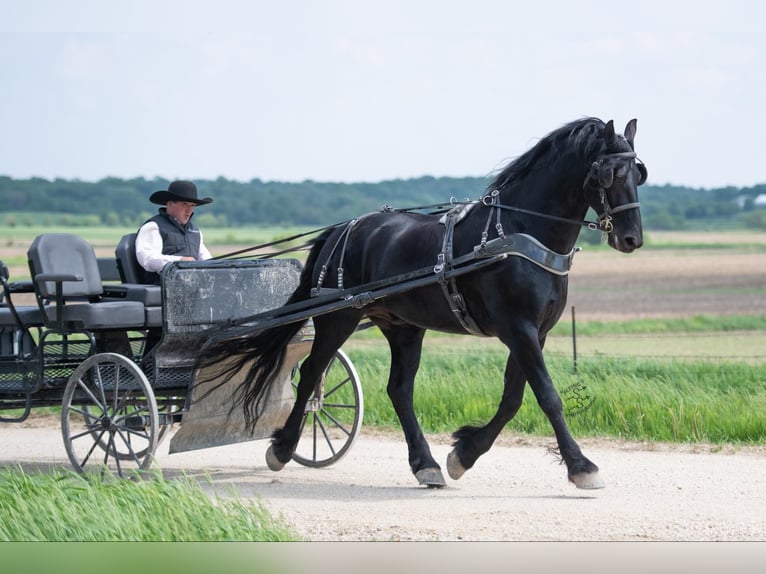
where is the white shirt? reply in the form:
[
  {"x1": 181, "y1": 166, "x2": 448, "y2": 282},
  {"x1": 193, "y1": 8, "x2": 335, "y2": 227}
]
[{"x1": 135, "y1": 221, "x2": 213, "y2": 273}]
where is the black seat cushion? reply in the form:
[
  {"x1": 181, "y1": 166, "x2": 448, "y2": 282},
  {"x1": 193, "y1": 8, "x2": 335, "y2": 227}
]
[
  {"x1": 0, "y1": 305, "x2": 43, "y2": 327},
  {"x1": 42, "y1": 301, "x2": 146, "y2": 330}
]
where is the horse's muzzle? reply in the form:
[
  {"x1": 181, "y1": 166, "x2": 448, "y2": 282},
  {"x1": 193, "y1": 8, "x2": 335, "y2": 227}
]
[{"x1": 610, "y1": 231, "x2": 643, "y2": 253}]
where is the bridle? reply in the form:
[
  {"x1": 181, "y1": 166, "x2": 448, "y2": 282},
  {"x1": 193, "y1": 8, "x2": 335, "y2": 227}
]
[
  {"x1": 586, "y1": 151, "x2": 644, "y2": 233},
  {"x1": 480, "y1": 150, "x2": 646, "y2": 237}
]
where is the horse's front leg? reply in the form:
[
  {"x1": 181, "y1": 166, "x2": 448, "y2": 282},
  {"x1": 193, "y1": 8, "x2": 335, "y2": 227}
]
[
  {"x1": 448, "y1": 353, "x2": 527, "y2": 479},
  {"x1": 380, "y1": 324, "x2": 446, "y2": 488},
  {"x1": 509, "y1": 327, "x2": 604, "y2": 489}
]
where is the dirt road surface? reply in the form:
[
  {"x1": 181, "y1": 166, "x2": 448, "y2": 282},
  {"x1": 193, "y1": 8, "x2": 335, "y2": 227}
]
[{"x1": 2, "y1": 420, "x2": 765, "y2": 541}]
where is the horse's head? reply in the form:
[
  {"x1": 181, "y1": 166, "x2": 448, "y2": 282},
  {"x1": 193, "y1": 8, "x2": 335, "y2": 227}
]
[{"x1": 583, "y1": 119, "x2": 647, "y2": 253}]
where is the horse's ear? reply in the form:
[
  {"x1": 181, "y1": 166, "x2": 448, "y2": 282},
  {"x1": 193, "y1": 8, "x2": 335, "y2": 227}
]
[
  {"x1": 624, "y1": 119, "x2": 638, "y2": 149},
  {"x1": 604, "y1": 120, "x2": 617, "y2": 147}
]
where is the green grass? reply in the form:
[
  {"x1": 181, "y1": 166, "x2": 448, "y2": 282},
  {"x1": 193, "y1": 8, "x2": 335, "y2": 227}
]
[
  {"x1": 1, "y1": 314, "x2": 764, "y2": 543},
  {"x1": 0, "y1": 468, "x2": 298, "y2": 541},
  {"x1": 345, "y1": 335, "x2": 766, "y2": 445}
]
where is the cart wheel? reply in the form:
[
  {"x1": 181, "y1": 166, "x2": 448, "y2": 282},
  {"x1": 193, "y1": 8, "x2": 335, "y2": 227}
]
[
  {"x1": 61, "y1": 353, "x2": 159, "y2": 478},
  {"x1": 81, "y1": 394, "x2": 180, "y2": 455},
  {"x1": 291, "y1": 348, "x2": 363, "y2": 468}
]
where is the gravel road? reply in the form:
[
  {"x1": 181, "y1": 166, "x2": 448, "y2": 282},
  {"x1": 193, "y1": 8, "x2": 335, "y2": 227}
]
[{"x1": 2, "y1": 420, "x2": 765, "y2": 541}]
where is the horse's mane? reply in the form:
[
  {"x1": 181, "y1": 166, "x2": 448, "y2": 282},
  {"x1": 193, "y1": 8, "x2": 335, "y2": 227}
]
[{"x1": 488, "y1": 117, "x2": 606, "y2": 192}]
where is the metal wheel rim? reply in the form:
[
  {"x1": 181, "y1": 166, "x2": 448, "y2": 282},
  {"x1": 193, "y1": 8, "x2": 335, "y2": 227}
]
[
  {"x1": 61, "y1": 352, "x2": 159, "y2": 478},
  {"x1": 291, "y1": 348, "x2": 363, "y2": 468}
]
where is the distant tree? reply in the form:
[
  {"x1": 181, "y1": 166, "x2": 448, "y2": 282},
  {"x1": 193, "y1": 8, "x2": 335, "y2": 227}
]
[
  {"x1": 0, "y1": 175, "x2": 764, "y2": 231},
  {"x1": 103, "y1": 211, "x2": 121, "y2": 226},
  {"x1": 744, "y1": 211, "x2": 766, "y2": 229}
]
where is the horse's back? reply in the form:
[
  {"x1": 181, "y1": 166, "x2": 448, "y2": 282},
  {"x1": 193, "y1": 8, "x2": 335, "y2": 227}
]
[{"x1": 318, "y1": 211, "x2": 446, "y2": 283}]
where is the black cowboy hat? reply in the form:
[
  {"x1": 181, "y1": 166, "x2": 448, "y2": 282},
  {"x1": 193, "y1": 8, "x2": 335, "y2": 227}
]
[{"x1": 150, "y1": 180, "x2": 213, "y2": 205}]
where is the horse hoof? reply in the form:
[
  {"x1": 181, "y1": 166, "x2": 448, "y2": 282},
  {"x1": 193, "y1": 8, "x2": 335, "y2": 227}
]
[
  {"x1": 265, "y1": 446, "x2": 286, "y2": 471},
  {"x1": 446, "y1": 450, "x2": 466, "y2": 480},
  {"x1": 415, "y1": 468, "x2": 447, "y2": 488},
  {"x1": 570, "y1": 470, "x2": 606, "y2": 490}
]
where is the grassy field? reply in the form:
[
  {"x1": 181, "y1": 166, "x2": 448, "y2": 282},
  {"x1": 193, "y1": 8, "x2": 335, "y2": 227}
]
[
  {"x1": 346, "y1": 345, "x2": 766, "y2": 444},
  {"x1": 1, "y1": 226, "x2": 764, "y2": 541},
  {"x1": 0, "y1": 467, "x2": 297, "y2": 541},
  {"x1": 343, "y1": 315, "x2": 766, "y2": 444},
  {"x1": 2, "y1": 227, "x2": 764, "y2": 442}
]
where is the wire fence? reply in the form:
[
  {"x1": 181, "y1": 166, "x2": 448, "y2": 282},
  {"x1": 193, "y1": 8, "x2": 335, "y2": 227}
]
[{"x1": 545, "y1": 326, "x2": 766, "y2": 369}]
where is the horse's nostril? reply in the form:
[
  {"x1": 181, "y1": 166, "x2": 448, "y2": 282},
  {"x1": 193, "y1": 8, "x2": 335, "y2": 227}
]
[{"x1": 623, "y1": 235, "x2": 643, "y2": 250}]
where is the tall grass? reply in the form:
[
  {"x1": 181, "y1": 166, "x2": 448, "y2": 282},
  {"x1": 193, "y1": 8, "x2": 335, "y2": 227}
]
[
  {"x1": 348, "y1": 345, "x2": 766, "y2": 445},
  {"x1": 0, "y1": 468, "x2": 298, "y2": 541}
]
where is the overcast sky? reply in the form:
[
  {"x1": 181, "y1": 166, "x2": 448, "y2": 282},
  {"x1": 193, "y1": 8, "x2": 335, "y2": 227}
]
[{"x1": 1, "y1": 0, "x2": 764, "y2": 189}]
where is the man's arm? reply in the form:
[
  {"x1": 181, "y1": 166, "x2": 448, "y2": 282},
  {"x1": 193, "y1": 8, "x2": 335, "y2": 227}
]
[{"x1": 197, "y1": 231, "x2": 213, "y2": 261}]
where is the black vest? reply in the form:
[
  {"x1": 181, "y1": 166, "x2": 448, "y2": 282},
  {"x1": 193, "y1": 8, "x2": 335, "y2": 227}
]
[{"x1": 139, "y1": 209, "x2": 203, "y2": 284}]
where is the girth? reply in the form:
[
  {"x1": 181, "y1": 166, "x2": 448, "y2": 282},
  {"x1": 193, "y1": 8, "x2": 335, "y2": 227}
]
[
  {"x1": 435, "y1": 207, "x2": 485, "y2": 336},
  {"x1": 436, "y1": 208, "x2": 578, "y2": 336}
]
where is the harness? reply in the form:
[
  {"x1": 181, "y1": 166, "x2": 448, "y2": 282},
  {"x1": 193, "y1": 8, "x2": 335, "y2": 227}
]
[
  {"x1": 433, "y1": 150, "x2": 643, "y2": 335},
  {"x1": 435, "y1": 205, "x2": 579, "y2": 335},
  {"x1": 268, "y1": 151, "x2": 643, "y2": 336}
]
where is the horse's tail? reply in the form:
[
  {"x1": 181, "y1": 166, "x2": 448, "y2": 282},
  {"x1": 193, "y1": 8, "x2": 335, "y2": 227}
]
[{"x1": 197, "y1": 228, "x2": 333, "y2": 432}]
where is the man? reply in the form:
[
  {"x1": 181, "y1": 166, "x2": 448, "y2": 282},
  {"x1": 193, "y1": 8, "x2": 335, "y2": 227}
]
[{"x1": 135, "y1": 180, "x2": 213, "y2": 283}]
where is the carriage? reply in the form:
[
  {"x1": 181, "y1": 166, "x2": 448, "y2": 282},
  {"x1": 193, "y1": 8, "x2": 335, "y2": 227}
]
[
  {"x1": 3, "y1": 117, "x2": 647, "y2": 489},
  {"x1": 0, "y1": 232, "x2": 364, "y2": 477}
]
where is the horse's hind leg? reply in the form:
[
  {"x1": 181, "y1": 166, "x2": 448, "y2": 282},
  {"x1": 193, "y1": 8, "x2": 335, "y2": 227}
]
[
  {"x1": 267, "y1": 310, "x2": 362, "y2": 470},
  {"x1": 448, "y1": 353, "x2": 526, "y2": 480},
  {"x1": 379, "y1": 323, "x2": 446, "y2": 488}
]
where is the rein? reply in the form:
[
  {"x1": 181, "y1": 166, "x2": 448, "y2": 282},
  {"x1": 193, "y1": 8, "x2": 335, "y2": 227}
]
[
  {"x1": 210, "y1": 151, "x2": 642, "y2": 337},
  {"x1": 210, "y1": 222, "x2": 350, "y2": 261},
  {"x1": 212, "y1": 151, "x2": 641, "y2": 262}
]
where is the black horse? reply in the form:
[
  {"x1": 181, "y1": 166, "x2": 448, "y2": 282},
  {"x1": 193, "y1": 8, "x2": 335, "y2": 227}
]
[{"x1": 200, "y1": 117, "x2": 647, "y2": 489}]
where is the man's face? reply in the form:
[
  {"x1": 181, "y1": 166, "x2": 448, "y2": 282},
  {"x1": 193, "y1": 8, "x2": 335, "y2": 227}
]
[{"x1": 166, "y1": 200, "x2": 196, "y2": 225}]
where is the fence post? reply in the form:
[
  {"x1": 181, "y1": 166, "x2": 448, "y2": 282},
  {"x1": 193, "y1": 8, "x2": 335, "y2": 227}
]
[{"x1": 571, "y1": 305, "x2": 578, "y2": 373}]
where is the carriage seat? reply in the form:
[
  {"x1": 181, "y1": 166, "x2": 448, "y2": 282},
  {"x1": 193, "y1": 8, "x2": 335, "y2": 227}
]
[
  {"x1": 97, "y1": 256, "x2": 122, "y2": 282},
  {"x1": 107, "y1": 232, "x2": 162, "y2": 328},
  {"x1": 27, "y1": 234, "x2": 146, "y2": 332}
]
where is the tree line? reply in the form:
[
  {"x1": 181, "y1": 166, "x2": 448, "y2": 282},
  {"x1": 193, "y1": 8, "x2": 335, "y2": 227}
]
[{"x1": 1, "y1": 175, "x2": 766, "y2": 230}]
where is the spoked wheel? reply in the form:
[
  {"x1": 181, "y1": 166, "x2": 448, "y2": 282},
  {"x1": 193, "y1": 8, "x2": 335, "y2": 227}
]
[
  {"x1": 81, "y1": 394, "x2": 181, "y2": 455},
  {"x1": 291, "y1": 348, "x2": 363, "y2": 468},
  {"x1": 61, "y1": 353, "x2": 159, "y2": 478}
]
